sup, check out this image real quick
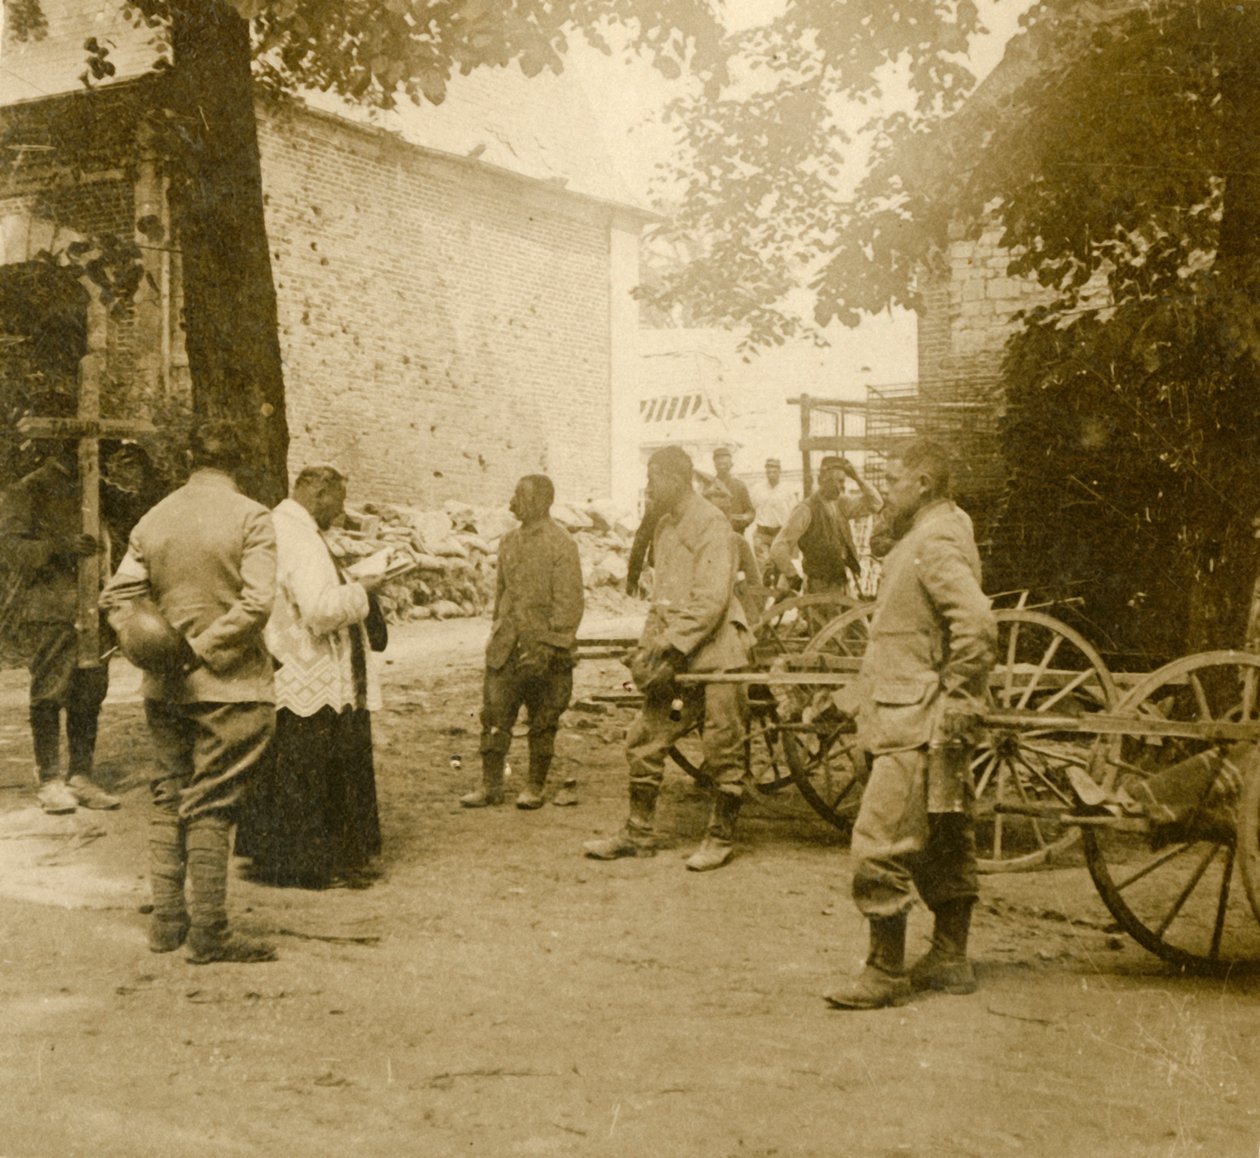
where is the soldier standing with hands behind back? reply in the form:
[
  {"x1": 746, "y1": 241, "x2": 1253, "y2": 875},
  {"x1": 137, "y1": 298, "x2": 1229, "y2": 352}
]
[{"x1": 102, "y1": 420, "x2": 279, "y2": 964}]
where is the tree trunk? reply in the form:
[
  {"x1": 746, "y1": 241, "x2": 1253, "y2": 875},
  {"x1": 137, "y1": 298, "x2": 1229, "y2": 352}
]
[{"x1": 167, "y1": 0, "x2": 288, "y2": 505}]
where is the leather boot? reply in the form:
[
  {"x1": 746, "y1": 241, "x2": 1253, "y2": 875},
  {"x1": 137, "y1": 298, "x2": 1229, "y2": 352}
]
[
  {"x1": 66, "y1": 707, "x2": 118, "y2": 809},
  {"x1": 684, "y1": 790, "x2": 741, "y2": 872},
  {"x1": 461, "y1": 751, "x2": 506, "y2": 807},
  {"x1": 66, "y1": 706, "x2": 99, "y2": 781},
  {"x1": 148, "y1": 813, "x2": 189, "y2": 953},
  {"x1": 516, "y1": 750, "x2": 549, "y2": 810},
  {"x1": 584, "y1": 783, "x2": 658, "y2": 859},
  {"x1": 185, "y1": 815, "x2": 276, "y2": 965},
  {"x1": 29, "y1": 703, "x2": 61, "y2": 780},
  {"x1": 909, "y1": 900, "x2": 976, "y2": 995},
  {"x1": 823, "y1": 915, "x2": 912, "y2": 1010}
]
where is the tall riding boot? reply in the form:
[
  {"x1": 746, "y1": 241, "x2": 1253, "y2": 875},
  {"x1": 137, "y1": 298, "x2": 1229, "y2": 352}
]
[
  {"x1": 516, "y1": 748, "x2": 551, "y2": 810},
  {"x1": 148, "y1": 813, "x2": 189, "y2": 952},
  {"x1": 584, "y1": 783, "x2": 659, "y2": 859},
  {"x1": 823, "y1": 914, "x2": 912, "y2": 1010},
  {"x1": 684, "y1": 790, "x2": 741, "y2": 872},
  {"x1": 66, "y1": 707, "x2": 120, "y2": 810},
  {"x1": 909, "y1": 899, "x2": 976, "y2": 995},
  {"x1": 461, "y1": 750, "x2": 506, "y2": 808},
  {"x1": 185, "y1": 815, "x2": 276, "y2": 965}
]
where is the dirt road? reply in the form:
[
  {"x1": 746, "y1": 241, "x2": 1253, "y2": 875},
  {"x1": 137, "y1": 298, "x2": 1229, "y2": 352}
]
[{"x1": 0, "y1": 618, "x2": 1258, "y2": 1157}]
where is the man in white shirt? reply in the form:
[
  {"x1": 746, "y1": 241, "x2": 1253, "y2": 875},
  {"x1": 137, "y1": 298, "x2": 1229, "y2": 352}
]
[{"x1": 748, "y1": 457, "x2": 798, "y2": 582}]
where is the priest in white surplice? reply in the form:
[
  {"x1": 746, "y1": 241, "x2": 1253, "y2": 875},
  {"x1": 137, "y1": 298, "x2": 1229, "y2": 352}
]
[{"x1": 235, "y1": 465, "x2": 385, "y2": 889}]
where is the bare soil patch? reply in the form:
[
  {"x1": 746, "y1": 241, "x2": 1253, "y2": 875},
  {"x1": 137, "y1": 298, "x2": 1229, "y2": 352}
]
[{"x1": 0, "y1": 620, "x2": 1258, "y2": 1157}]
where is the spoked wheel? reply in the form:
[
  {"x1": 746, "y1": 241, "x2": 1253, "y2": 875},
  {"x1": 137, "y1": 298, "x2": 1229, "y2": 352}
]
[
  {"x1": 975, "y1": 610, "x2": 1118, "y2": 872},
  {"x1": 751, "y1": 592, "x2": 859, "y2": 665},
  {"x1": 777, "y1": 604, "x2": 876, "y2": 830},
  {"x1": 1082, "y1": 651, "x2": 1260, "y2": 974},
  {"x1": 666, "y1": 688, "x2": 797, "y2": 797}
]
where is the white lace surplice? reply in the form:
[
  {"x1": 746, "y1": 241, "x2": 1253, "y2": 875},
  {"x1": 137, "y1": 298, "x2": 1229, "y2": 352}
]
[{"x1": 267, "y1": 498, "x2": 382, "y2": 717}]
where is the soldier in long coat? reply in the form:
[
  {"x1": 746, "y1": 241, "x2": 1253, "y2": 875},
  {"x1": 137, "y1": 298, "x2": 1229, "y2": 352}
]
[{"x1": 824, "y1": 440, "x2": 996, "y2": 1010}]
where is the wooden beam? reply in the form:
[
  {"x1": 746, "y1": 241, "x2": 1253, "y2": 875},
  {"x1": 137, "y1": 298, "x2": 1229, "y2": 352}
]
[{"x1": 18, "y1": 417, "x2": 156, "y2": 439}]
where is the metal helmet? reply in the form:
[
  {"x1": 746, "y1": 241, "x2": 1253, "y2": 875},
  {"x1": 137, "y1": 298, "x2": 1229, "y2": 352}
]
[{"x1": 114, "y1": 597, "x2": 185, "y2": 674}]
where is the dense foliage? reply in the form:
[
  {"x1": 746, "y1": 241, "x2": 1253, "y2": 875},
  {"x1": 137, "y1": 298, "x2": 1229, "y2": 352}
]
[{"x1": 647, "y1": 0, "x2": 1260, "y2": 653}]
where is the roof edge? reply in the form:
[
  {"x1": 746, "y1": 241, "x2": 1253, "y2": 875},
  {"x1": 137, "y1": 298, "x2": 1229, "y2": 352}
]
[{"x1": 263, "y1": 88, "x2": 661, "y2": 223}]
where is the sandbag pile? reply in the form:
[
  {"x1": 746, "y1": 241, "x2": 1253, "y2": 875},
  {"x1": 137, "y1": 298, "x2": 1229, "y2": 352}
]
[{"x1": 325, "y1": 498, "x2": 643, "y2": 623}]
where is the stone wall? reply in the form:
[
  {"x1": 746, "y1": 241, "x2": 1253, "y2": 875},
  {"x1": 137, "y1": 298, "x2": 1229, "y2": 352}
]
[
  {"x1": 256, "y1": 99, "x2": 618, "y2": 508},
  {"x1": 917, "y1": 221, "x2": 1056, "y2": 395},
  {"x1": 914, "y1": 220, "x2": 1060, "y2": 524}
]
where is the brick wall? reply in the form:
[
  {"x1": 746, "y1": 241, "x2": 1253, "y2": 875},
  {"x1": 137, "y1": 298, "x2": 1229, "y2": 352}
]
[
  {"x1": 918, "y1": 221, "x2": 1055, "y2": 394},
  {"x1": 256, "y1": 99, "x2": 615, "y2": 508},
  {"x1": 913, "y1": 221, "x2": 1060, "y2": 530}
]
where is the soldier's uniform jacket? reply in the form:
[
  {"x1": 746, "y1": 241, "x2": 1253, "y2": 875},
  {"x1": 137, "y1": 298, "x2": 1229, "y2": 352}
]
[
  {"x1": 0, "y1": 459, "x2": 87, "y2": 624},
  {"x1": 855, "y1": 498, "x2": 995, "y2": 754},
  {"x1": 485, "y1": 517, "x2": 584, "y2": 670},
  {"x1": 640, "y1": 488, "x2": 748, "y2": 672},
  {"x1": 101, "y1": 468, "x2": 277, "y2": 704}
]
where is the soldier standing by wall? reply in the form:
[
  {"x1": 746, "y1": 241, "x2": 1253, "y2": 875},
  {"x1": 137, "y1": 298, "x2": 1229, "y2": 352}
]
[{"x1": 460, "y1": 474, "x2": 584, "y2": 810}]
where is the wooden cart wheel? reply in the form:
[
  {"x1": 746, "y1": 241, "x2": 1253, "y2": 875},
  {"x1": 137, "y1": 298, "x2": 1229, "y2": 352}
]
[
  {"x1": 778, "y1": 604, "x2": 876, "y2": 830},
  {"x1": 974, "y1": 609, "x2": 1118, "y2": 872},
  {"x1": 779, "y1": 605, "x2": 1118, "y2": 856},
  {"x1": 666, "y1": 686, "x2": 798, "y2": 795},
  {"x1": 751, "y1": 591, "x2": 860, "y2": 663},
  {"x1": 1081, "y1": 651, "x2": 1260, "y2": 973}
]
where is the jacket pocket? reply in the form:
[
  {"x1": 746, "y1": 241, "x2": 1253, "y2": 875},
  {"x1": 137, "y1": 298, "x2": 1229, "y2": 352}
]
[{"x1": 863, "y1": 676, "x2": 937, "y2": 751}]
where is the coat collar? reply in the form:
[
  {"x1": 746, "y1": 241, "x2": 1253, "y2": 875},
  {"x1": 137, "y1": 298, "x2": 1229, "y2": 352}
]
[
  {"x1": 911, "y1": 497, "x2": 955, "y2": 529},
  {"x1": 274, "y1": 496, "x2": 319, "y2": 531},
  {"x1": 186, "y1": 467, "x2": 240, "y2": 492}
]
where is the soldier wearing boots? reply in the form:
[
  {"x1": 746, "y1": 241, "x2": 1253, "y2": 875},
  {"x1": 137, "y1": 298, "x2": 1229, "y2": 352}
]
[
  {"x1": 102, "y1": 420, "x2": 278, "y2": 964},
  {"x1": 0, "y1": 444, "x2": 121, "y2": 814},
  {"x1": 584, "y1": 445, "x2": 750, "y2": 871},
  {"x1": 460, "y1": 474, "x2": 584, "y2": 810},
  {"x1": 823, "y1": 440, "x2": 995, "y2": 1010}
]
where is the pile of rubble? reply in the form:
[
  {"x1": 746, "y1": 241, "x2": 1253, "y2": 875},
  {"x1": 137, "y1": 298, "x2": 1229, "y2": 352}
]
[{"x1": 325, "y1": 498, "x2": 642, "y2": 623}]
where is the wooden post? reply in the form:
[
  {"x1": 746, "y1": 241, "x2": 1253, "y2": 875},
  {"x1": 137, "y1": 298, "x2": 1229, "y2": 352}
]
[
  {"x1": 76, "y1": 350, "x2": 103, "y2": 668},
  {"x1": 799, "y1": 393, "x2": 813, "y2": 498}
]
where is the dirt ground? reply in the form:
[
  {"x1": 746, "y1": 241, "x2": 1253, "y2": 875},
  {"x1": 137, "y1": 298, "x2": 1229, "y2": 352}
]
[{"x1": 0, "y1": 615, "x2": 1259, "y2": 1158}]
